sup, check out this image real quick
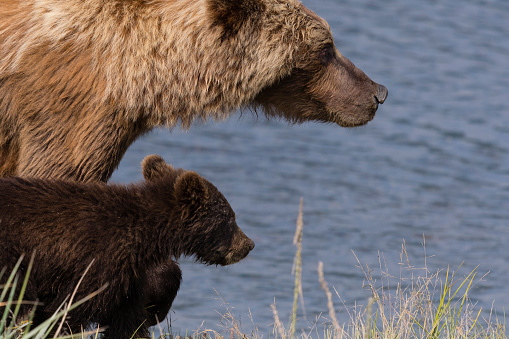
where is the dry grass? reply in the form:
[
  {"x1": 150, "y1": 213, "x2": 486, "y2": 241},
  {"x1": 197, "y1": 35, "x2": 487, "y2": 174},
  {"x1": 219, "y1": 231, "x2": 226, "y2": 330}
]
[{"x1": 181, "y1": 200, "x2": 506, "y2": 339}]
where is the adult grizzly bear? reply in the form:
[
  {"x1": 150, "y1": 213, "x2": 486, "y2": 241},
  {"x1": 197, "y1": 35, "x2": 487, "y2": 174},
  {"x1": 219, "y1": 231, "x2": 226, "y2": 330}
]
[
  {"x1": 0, "y1": 155, "x2": 255, "y2": 338},
  {"x1": 0, "y1": 0, "x2": 387, "y2": 182}
]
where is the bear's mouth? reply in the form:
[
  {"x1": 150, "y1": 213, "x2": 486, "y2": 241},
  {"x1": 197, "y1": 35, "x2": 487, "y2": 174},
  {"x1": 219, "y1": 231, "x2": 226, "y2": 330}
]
[
  {"x1": 222, "y1": 251, "x2": 249, "y2": 265},
  {"x1": 210, "y1": 239, "x2": 255, "y2": 266}
]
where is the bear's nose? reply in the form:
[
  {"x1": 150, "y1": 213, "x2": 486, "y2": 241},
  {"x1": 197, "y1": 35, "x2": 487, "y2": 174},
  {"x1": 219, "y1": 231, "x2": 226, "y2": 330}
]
[
  {"x1": 375, "y1": 84, "x2": 388, "y2": 104},
  {"x1": 246, "y1": 238, "x2": 255, "y2": 251}
]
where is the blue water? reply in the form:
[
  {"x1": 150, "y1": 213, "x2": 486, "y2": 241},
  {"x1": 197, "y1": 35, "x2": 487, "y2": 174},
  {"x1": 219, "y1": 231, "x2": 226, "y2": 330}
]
[{"x1": 111, "y1": 0, "x2": 509, "y2": 335}]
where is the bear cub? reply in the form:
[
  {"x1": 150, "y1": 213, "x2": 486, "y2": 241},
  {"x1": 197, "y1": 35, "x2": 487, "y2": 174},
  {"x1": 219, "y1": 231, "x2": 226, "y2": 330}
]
[{"x1": 0, "y1": 155, "x2": 254, "y2": 338}]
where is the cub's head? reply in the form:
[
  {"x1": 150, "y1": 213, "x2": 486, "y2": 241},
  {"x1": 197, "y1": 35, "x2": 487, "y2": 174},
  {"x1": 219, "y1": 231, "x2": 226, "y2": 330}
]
[{"x1": 142, "y1": 155, "x2": 255, "y2": 265}]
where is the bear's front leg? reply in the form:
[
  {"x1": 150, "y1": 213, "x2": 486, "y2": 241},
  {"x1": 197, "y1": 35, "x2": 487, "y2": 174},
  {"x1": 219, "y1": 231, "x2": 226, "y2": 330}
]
[
  {"x1": 100, "y1": 308, "x2": 150, "y2": 339},
  {"x1": 143, "y1": 260, "x2": 182, "y2": 327}
]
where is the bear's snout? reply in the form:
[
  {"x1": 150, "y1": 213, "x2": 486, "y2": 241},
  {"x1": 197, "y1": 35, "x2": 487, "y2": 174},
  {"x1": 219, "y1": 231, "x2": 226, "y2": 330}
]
[{"x1": 222, "y1": 230, "x2": 255, "y2": 265}]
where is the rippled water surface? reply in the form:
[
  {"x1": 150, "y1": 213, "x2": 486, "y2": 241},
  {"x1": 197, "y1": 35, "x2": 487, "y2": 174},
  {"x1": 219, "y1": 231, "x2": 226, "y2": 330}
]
[{"x1": 111, "y1": 0, "x2": 509, "y2": 335}]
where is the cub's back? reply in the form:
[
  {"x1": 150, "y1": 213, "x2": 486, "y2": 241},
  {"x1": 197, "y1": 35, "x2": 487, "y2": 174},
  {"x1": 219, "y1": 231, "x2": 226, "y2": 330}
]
[{"x1": 0, "y1": 177, "x2": 142, "y2": 236}]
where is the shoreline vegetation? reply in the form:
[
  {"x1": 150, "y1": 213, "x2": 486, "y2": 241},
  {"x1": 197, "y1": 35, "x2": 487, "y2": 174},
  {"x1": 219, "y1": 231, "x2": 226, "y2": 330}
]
[{"x1": 2, "y1": 200, "x2": 506, "y2": 339}]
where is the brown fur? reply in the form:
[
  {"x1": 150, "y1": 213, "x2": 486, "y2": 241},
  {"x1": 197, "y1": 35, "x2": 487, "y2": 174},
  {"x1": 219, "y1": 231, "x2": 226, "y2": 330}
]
[
  {"x1": 0, "y1": 155, "x2": 254, "y2": 338},
  {"x1": 0, "y1": 0, "x2": 387, "y2": 182},
  {"x1": 143, "y1": 260, "x2": 182, "y2": 327}
]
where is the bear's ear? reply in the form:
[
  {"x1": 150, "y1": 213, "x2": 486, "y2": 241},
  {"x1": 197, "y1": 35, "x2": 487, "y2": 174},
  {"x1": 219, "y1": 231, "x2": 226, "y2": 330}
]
[
  {"x1": 142, "y1": 155, "x2": 176, "y2": 181},
  {"x1": 174, "y1": 172, "x2": 209, "y2": 216},
  {"x1": 208, "y1": 0, "x2": 265, "y2": 40}
]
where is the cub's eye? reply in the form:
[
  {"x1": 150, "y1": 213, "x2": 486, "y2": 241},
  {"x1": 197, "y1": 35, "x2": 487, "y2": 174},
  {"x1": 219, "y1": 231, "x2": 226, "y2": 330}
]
[{"x1": 319, "y1": 44, "x2": 335, "y2": 64}]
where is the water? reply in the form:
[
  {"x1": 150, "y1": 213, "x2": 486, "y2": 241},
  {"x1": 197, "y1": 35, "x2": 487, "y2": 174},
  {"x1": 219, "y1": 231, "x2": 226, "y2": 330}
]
[{"x1": 110, "y1": 0, "x2": 509, "y2": 335}]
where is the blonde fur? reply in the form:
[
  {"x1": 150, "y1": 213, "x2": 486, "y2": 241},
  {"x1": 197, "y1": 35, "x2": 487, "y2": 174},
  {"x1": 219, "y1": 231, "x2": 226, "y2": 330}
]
[
  {"x1": 0, "y1": 0, "x2": 385, "y2": 181},
  {"x1": 1, "y1": 0, "x2": 309, "y2": 125}
]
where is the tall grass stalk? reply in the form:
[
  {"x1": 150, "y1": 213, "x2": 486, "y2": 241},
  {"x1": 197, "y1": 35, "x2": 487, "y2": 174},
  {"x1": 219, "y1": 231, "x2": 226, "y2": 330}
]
[
  {"x1": 290, "y1": 198, "x2": 305, "y2": 339},
  {"x1": 317, "y1": 261, "x2": 341, "y2": 338}
]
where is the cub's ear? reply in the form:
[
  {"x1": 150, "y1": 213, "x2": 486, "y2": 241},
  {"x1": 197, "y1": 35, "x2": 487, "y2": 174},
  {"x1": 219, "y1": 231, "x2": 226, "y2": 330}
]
[
  {"x1": 142, "y1": 155, "x2": 176, "y2": 181},
  {"x1": 174, "y1": 172, "x2": 209, "y2": 217},
  {"x1": 208, "y1": 0, "x2": 265, "y2": 40}
]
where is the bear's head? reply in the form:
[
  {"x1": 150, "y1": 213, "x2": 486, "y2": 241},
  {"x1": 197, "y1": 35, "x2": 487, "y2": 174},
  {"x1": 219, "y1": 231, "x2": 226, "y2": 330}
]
[
  {"x1": 208, "y1": 0, "x2": 388, "y2": 127},
  {"x1": 61, "y1": 0, "x2": 387, "y2": 130},
  {"x1": 142, "y1": 155, "x2": 255, "y2": 265}
]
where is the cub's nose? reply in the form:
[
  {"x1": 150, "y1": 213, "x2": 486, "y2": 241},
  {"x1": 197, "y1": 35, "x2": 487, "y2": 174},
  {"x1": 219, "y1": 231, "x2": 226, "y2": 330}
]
[
  {"x1": 375, "y1": 84, "x2": 388, "y2": 104},
  {"x1": 246, "y1": 238, "x2": 255, "y2": 252}
]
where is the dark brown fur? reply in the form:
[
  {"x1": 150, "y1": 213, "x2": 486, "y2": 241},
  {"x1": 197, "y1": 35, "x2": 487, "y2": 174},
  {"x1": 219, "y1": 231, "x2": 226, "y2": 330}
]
[
  {"x1": 143, "y1": 260, "x2": 182, "y2": 327},
  {"x1": 0, "y1": 155, "x2": 254, "y2": 338}
]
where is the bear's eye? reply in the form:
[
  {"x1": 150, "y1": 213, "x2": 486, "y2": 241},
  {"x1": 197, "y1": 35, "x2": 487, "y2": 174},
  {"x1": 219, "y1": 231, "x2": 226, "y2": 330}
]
[{"x1": 319, "y1": 44, "x2": 335, "y2": 64}]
